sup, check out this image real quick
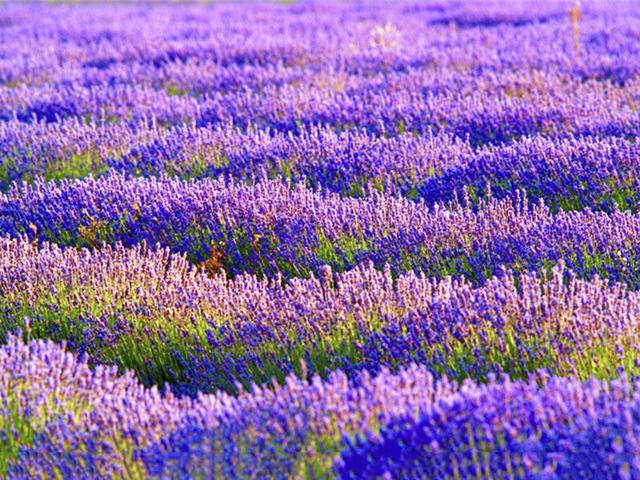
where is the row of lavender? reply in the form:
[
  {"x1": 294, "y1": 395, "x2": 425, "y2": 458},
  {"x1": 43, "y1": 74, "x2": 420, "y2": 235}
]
[
  {"x1": 4, "y1": 174, "x2": 640, "y2": 285},
  {"x1": 1, "y1": 237, "x2": 640, "y2": 477},
  {"x1": 4, "y1": 332, "x2": 640, "y2": 478},
  {"x1": 2, "y1": 119, "x2": 639, "y2": 212},
  {"x1": 3, "y1": 3, "x2": 639, "y2": 88},
  {"x1": 0, "y1": 236, "x2": 638, "y2": 396},
  {"x1": 0, "y1": 4, "x2": 639, "y2": 146},
  {"x1": 3, "y1": 71, "x2": 638, "y2": 143},
  {"x1": 3, "y1": 2, "x2": 638, "y2": 82}
]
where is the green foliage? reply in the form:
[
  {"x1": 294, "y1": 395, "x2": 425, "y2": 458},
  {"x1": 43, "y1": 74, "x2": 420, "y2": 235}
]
[{"x1": 44, "y1": 152, "x2": 107, "y2": 182}]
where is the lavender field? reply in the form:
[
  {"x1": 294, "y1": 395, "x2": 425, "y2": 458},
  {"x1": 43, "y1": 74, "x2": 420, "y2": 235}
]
[{"x1": 1, "y1": 1, "x2": 640, "y2": 478}]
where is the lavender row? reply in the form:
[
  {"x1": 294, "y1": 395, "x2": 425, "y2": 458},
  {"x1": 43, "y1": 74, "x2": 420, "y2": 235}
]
[
  {"x1": 3, "y1": 331, "x2": 640, "y2": 478},
  {"x1": 195, "y1": 73, "x2": 640, "y2": 143},
  {"x1": 2, "y1": 3, "x2": 639, "y2": 87},
  {"x1": 0, "y1": 119, "x2": 471, "y2": 192},
  {"x1": 420, "y1": 133, "x2": 640, "y2": 212},
  {"x1": 2, "y1": 236, "x2": 640, "y2": 397},
  {"x1": 0, "y1": 4, "x2": 639, "y2": 147},
  {"x1": 337, "y1": 372, "x2": 640, "y2": 479},
  {"x1": 2, "y1": 119, "x2": 640, "y2": 213},
  {"x1": 2, "y1": 71, "x2": 638, "y2": 145},
  {"x1": 5, "y1": 174, "x2": 640, "y2": 285}
]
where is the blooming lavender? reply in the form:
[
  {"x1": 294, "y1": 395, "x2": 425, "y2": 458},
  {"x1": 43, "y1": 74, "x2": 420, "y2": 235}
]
[
  {"x1": 0, "y1": 0, "x2": 639, "y2": 477},
  {"x1": 2, "y1": 333, "x2": 640, "y2": 479},
  {"x1": 5, "y1": 120, "x2": 639, "y2": 215},
  {"x1": 337, "y1": 373, "x2": 640, "y2": 479},
  {"x1": 0, "y1": 237, "x2": 639, "y2": 398},
  {"x1": 6, "y1": 174, "x2": 640, "y2": 286}
]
